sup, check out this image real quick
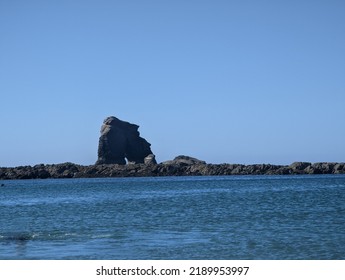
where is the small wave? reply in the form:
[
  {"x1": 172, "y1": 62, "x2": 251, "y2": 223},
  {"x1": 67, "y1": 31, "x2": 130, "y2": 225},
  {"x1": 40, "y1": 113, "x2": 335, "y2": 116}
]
[
  {"x1": 63, "y1": 233, "x2": 78, "y2": 237},
  {"x1": 91, "y1": 233, "x2": 113, "y2": 239}
]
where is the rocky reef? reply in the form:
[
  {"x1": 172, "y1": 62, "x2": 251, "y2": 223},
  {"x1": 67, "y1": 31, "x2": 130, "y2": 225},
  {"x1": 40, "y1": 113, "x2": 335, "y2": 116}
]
[
  {"x1": 1, "y1": 116, "x2": 344, "y2": 180},
  {"x1": 1, "y1": 156, "x2": 344, "y2": 180},
  {"x1": 96, "y1": 116, "x2": 156, "y2": 165}
]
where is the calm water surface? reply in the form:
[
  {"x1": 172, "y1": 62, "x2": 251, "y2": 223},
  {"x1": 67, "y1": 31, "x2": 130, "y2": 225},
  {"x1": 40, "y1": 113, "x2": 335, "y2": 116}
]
[{"x1": 0, "y1": 175, "x2": 344, "y2": 259}]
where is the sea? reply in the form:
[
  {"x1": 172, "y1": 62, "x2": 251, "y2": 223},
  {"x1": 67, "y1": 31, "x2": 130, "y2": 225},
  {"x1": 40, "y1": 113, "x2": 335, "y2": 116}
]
[{"x1": 0, "y1": 175, "x2": 344, "y2": 260}]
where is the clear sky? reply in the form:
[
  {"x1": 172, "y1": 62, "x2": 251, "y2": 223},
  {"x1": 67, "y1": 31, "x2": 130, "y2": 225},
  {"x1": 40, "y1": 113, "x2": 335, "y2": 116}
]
[{"x1": 1, "y1": 0, "x2": 344, "y2": 167}]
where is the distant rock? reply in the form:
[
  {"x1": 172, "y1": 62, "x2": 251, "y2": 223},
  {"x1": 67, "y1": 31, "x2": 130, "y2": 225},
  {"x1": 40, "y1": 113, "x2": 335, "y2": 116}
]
[
  {"x1": 289, "y1": 162, "x2": 312, "y2": 170},
  {"x1": 304, "y1": 162, "x2": 337, "y2": 174},
  {"x1": 144, "y1": 154, "x2": 157, "y2": 165},
  {"x1": 162, "y1": 155, "x2": 206, "y2": 166},
  {"x1": 334, "y1": 163, "x2": 345, "y2": 173},
  {"x1": 95, "y1": 116, "x2": 156, "y2": 165},
  {"x1": 289, "y1": 162, "x2": 312, "y2": 173}
]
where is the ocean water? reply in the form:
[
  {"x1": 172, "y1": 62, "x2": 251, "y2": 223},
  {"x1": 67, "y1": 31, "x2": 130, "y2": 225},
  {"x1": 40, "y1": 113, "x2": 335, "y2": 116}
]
[{"x1": 0, "y1": 175, "x2": 344, "y2": 260}]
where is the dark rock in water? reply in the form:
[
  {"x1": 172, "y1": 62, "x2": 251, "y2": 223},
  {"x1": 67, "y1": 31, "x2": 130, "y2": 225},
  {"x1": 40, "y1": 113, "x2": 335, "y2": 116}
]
[
  {"x1": 162, "y1": 155, "x2": 206, "y2": 166},
  {"x1": 289, "y1": 162, "x2": 312, "y2": 170},
  {"x1": 289, "y1": 162, "x2": 312, "y2": 174},
  {"x1": 95, "y1": 116, "x2": 156, "y2": 165},
  {"x1": 334, "y1": 163, "x2": 345, "y2": 174},
  {"x1": 304, "y1": 162, "x2": 337, "y2": 174},
  {"x1": 1, "y1": 232, "x2": 34, "y2": 242}
]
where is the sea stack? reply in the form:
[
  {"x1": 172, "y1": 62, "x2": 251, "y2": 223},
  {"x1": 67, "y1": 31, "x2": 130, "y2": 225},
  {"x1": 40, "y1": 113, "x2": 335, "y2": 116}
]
[{"x1": 95, "y1": 116, "x2": 156, "y2": 165}]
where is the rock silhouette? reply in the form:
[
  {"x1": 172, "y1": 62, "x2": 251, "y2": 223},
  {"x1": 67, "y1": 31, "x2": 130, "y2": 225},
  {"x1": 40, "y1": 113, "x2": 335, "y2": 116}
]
[{"x1": 95, "y1": 116, "x2": 156, "y2": 165}]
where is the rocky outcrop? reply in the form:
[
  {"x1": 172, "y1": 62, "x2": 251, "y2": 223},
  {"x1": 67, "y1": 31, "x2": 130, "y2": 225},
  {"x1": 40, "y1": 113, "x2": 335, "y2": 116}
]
[
  {"x1": 1, "y1": 160, "x2": 344, "y2": 180},
  {"x1": 95, "y1": 116, "x2": 156, "y2": 165},
  {"x1": 0, "y1": 163, "x2": 81, "y2": 180},
  {"x1": 162, "y1": 155, "x2": 206, "y2": 166},
  {"x1": 144, "y1": 154, "x2": 157, "y2": 165}
]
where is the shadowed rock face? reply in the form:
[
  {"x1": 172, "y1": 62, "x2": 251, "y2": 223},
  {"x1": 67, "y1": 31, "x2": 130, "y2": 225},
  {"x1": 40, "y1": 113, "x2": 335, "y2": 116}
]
[{"x1": 95, "y1": 116, "x2": 156, "y2": 165}]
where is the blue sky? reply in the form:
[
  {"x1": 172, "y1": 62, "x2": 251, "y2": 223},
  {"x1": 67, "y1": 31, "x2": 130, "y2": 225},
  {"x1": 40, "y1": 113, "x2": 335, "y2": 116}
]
[{"x1": 1, "y1": 0, "x2": 344, "y2": 166}]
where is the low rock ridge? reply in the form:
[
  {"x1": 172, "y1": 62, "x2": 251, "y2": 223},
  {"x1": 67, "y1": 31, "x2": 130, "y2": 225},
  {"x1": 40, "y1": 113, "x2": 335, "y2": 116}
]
[{"x1": 1, "y1": 158, "x2": 344, "y2": 180}]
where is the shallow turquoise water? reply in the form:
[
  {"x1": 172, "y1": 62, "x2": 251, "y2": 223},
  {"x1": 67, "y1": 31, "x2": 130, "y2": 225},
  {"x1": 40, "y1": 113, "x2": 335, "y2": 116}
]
[{"x1": 0, "y1": 175, "x2": 344, "y2": 259}]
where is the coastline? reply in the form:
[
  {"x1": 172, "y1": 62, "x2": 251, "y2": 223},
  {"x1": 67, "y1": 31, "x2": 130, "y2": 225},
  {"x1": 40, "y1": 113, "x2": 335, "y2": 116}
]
[{"x1": 1, "y1": 161, "x2": 344, "y2": 180}]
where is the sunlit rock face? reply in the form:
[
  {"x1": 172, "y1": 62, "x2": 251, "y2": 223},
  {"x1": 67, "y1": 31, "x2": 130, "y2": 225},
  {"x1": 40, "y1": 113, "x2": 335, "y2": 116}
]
[{"x1": 95, "y1": 116, "x2": 156, "y2": 165}]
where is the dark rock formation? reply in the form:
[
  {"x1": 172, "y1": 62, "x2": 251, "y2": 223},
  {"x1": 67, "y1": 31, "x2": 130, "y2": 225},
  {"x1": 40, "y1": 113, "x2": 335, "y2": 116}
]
[
  {"x1": 162, "y1": 155, "x2": 206, "y2": 166},
  {"x1": 95, "y1": 116, "x2": 156, "y2": 165},
  {"x1": 1, "y1": 159, "x2": 344, "y2": 180}
]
